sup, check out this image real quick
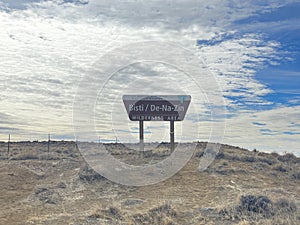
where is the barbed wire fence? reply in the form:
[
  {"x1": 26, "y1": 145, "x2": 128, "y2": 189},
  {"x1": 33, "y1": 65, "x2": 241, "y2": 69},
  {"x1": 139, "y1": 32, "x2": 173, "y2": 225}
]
[{"x1": 0, "y1": 133, "x2": 83, "y2": 161}]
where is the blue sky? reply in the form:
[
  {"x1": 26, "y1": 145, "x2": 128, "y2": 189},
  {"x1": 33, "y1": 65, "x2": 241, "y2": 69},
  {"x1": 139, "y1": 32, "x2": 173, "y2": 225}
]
[
  {"x1": 236, "y1": 2, "x2": 300, "y2": 107},
  {"x1": 0, "y1": 0, "x2": 299, "y2": 155}
]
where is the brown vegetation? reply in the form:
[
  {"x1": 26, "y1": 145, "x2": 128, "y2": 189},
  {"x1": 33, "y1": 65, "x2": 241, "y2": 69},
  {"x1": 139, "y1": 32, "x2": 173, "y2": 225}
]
[{"x1": 0, "y1": 141, "x2": 299, "y2": 224}]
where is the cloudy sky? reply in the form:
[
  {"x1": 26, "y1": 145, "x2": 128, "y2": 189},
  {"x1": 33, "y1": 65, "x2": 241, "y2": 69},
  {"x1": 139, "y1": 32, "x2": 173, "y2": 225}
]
[{"x1": 0, "y1": 0, "x2": 299, "y2": 155}]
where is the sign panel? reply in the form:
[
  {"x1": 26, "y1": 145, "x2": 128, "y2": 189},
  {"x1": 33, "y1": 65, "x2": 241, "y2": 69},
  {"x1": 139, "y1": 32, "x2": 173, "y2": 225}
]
[{"x1": 123, "y1": 95, "x2": 191, "y2": 121}]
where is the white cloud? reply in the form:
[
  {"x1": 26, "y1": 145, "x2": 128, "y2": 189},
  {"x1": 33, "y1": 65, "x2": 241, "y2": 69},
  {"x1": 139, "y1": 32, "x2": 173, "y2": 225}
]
[
  {"x1": 0, "y1": 0, "x2": 299, "y2": 155},
  {"x1": 223, "y1": 106, "x2": 300, "y2": 155}
]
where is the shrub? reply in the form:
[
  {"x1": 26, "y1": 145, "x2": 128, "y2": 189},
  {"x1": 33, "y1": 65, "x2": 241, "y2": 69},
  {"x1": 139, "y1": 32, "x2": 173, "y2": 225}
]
[
  {"x1": 259, "y1": 157, "x2": 276, "y2": 165},
  {"x1": 194, "y1": 151, "x2": 204, "y2": 158},
  {"x1": 133, "y1": 204, "x2": 177, "y2": 225},
  {"x1": 237, "y1": 195, "x2": 274, "y2": 216},
  {"x1": 278, "y1": 153, "x2": 297, "y2": 163},
  {"x1": 13, "y1": 153, "x2": 39, "y2": 160},
  {"x1": 220, "y1": 195, "x2": 299, "y2": 223},
  {"x1": 32, "y1": 186, "x2": 61, "y2": 204},
  {"x1": 274, "y1": 198, "x2": 297, "y2": 214},
  {"x1": 106, "y1": 207, "x2": 122, "y2": 220},
  {"x1": 239, "y1": 156, "x2": 256, "y2": 163},
  {"x1": 291, "y1": 172, "x2": 300, "y2": 180},
  {"x1": 272, "y1": 164, "x2": 288, "y2": 173},
  {"x1": 78, "y1": 165, "x2": 105, "y2": 182},
  {"x1": 216, "y1": 152, "x2": 225, "y2": 159},
  {"x1": 89, "y1": 206, "x2": 123, "y2": 220},
  {"x1": 270, "y1": 152, "x2": 279, "y2": 158}
]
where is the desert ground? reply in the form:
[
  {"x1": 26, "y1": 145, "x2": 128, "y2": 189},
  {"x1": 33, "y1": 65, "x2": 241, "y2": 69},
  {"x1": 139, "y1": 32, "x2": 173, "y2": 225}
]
[{"x1": 0, "y1": 141, "x2": 299, "y2": 225}]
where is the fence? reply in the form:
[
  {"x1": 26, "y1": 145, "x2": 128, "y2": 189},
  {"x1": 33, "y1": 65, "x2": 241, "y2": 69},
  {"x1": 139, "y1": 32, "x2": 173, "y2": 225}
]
[{"x1": 0, "y1": 134, "x2": 80, "y2": 161}]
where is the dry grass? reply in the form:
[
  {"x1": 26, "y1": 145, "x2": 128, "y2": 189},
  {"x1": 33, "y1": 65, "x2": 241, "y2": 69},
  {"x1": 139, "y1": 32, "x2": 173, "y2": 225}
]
[{"x1": 0, "y1": 141, "x2": 299, "y2": 225}]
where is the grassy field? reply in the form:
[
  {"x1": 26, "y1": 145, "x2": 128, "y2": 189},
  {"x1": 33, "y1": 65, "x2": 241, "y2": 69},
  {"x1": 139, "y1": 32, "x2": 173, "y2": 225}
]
[{"x1": 0, "y1": 141, "x2": 299, "y2": 224}]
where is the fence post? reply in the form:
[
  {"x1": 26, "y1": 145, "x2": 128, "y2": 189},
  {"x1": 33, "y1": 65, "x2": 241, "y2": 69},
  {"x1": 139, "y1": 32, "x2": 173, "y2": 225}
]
[
  {"x1": 47, "y1": 133, "x2": 50, "y2": 160},
  {"x1": 75, "y1": 136, "x2": 78, "y2": 151},
  {"x1": 7, "y1": 134, "x2": 10, "y2": 160}
]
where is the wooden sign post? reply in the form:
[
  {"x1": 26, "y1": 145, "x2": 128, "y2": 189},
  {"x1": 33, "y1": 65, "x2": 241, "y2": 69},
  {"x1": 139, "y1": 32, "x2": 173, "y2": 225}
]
[{"x1": 139, "y1": 120, "x2": 144, "y2": 152}]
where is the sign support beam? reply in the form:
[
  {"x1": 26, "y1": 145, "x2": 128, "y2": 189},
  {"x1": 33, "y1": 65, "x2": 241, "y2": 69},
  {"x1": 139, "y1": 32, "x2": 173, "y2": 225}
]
[
  {"x1": 170, "y1": 121, "x2": 175, "y2": 152},
  {"x1": 139, "y1": 120, "x2": 144, "y2": 154}
]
